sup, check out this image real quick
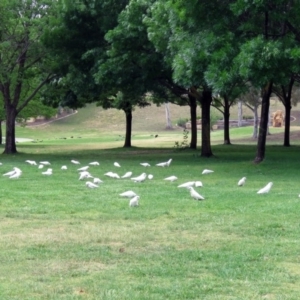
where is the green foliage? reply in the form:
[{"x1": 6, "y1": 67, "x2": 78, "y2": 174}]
[
  {"x1": 210, "y1": 108, "x2": 222, "y2": 130},
  {"x1": 0, "y1": 0, "x2": 59, "y2": 152},
  {"x1": 236, "y1": 37, "x2": 295, "y2": 87},
  {"x1": 95, "y1": 0, "x2": 166, "y2": 100},
  {"x1": 174, "y1": 128, "x2": 189, "y2": 149},
  {"x1": 176, "y1": 117, "x2": 189, "y2": 128},
  {"x1": 42, "y1": 0, "x2": 129, "y2": 104},
  {"x1": 18, "y1": 98, "x2": 57, "y2": 121}
]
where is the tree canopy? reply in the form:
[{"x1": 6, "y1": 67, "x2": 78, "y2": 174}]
[
  {"x1": 0, "y1": 0, "x2": 57, "y2": 153},
  {"x1": 2, "y1": 0, "x2": 300, "y2": 161}
]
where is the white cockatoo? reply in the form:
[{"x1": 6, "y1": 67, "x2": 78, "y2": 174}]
[
  {"x1": 40, "y1": 161, "x2": 51, "y2": 165},
  {"x1": 42, "y1": 168, "x2": 52, "y2": 175},
  {"x1": 89, "y1": 161, "x2": 100, "y2": 166},
  {"x1": 79, "y1": 171, "x2": 93, "y2": 180},
  {"x1": 178, "y1": 181, "x2": 195, "y2": 188},
  {"x1": 77, "y1": 166, "x2": 89, "y2": 171},
  {"x1": 202, "y1": 169, "x2": 214, "y2": 174},
  {"x1": 3, "y1": 167, "x2": 21, "y2": 177},
  {"x1": 9, "y1": 168, "x2": 22, "y2": 179},
  {"x1": 156, "y1": 158, "x2": 172, "y2": 167},
  {"x1": 188, "y1": 187, "x2": 205, "y2": 200},
  {"x1": 119, "y1": 191, "x2": 138, "y2": 198},
  {"x1": 86, "y1": 181, "x2": 99, "y2": 188},
  {"x1": 257, "y1": 182, "x2": 273, "y2": 194},
  {"x1": 140, "y1": 162, "x2": 151, "y2": 167},
  {"x1": 131, "y1": 173, "x2": 147, "y2": 183},
  {"x1": 25, "y1": 160, "x2": 37, "y2": 165},
  {"x1": 129, "y1": 196, "x2": 139, "y2": 207},
  {"x1": 71, "y1": 160, "x2": 80, "y2": 164},
  {"x1": 93, "y1": 177, "x2": 103, "y2": 184},
  {"x1": 114, "y1": 162, "x2": 121, "y2": 167},
  {"x1": 104, "y1": 172, "x2": 120, "y2": 179},
  {"x1": 194, "y1": 181, "x2": 203, "y2": 187},
  {"x1": 148, "y1": 174, "x2": 154, "y2": 180},
  {"x1": 61, "y1": 165, "x2": 67, "y2": 170},
  {"x1": 164, "y1": 176, "x2": 178, "y2": 182},
  {"x1": 238, "y1": 177, "x2": 246, "y2": 186},
  {"x1": 121, "y1": 171, "x2": 132, "y2": 178}
]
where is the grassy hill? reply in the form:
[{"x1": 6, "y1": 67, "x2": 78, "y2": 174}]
[
  {"x1": 7, "y1": 99, "x2": 300, "y2": 153},
  {"x1": 31, "y1": 97, "x2": 295, "y2": 131}
]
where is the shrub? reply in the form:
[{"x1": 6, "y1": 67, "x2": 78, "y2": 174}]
[{"x1": 176, "y1": 117, "x2": 189, "y2": 128}]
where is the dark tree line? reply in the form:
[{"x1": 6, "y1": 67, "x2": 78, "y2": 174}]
[{"x1": 1, "y1": 0, "x2": 300, "y2": 163}]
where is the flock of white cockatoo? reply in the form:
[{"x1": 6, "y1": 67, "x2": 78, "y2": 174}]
[{"x1": 1, "y1": 157, "x2": 276, "y2": 206}]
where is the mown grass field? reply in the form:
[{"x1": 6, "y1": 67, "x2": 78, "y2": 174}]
[{"x1": 0, "y1": 103, "x2": 300, "y2": 299}]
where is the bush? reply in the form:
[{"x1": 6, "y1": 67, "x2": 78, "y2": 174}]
[
  {"x1": 210, "y1": 110, "x2": 222, "y2": 130},
  {"x1": 176, "y1": 117, "x2": 189, "y2": 128},
  {"x1": 174, "y1": 129, "x2": 189, "y2": 150}
]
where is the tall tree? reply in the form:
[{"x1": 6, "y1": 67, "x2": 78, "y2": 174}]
[
  {"x1": 205, "y1": 32, "x2": 247, "y2": 145},
  {"x1": 273, "y1": 76, "x2": 295, "y2": 147},
  {"x1": 156, "y1": 81, "x2": 198, "y2": 149},
  {"x1": 164, "y1": 102, "x2": 173, "y2": 129},
  {"x1": 102, "y1": 91, "x2": 150, "y2": 147},
  {"x1": 44, "y1": 0, "x2": 174, "y2": 148},
  {"x1": 241, "y1": 87, "x2": 262, "y2": 139},
  {"x1": 232, "y1": 0, "x2": 300, "y2": 162},
  {"x1": 0, "y1": 103, "x2": 4, "y2": 145},
  {"x1": 93, "y1": 0, "x2": 167, "y2": 147},
  {"x1": 147, "y1": 1, "x2": 229, "y2": 157},
  {"x1": 0, "y1": 0, "x2": 56, "y2": 154}
]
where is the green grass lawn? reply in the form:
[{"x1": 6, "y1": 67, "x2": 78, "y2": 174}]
[
  {"x1": 1, "y1": 143, "x2": 300, "y2": 299},
  {"x1": 1, "y1": 104, "x2": 300, "y2": 299}
]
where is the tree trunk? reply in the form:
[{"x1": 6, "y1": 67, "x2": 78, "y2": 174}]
[
  {"x1": 0, "y1": 120, "x2": 2, "y2": 145},
  {"x1": 238, "y1": 101, "x2": 243, "y2": 127},
  {"x1": 267, "y1": 110, "x2": 271, "y2": 135},
  {"x1": 189, "y1": 95, "x2": 197, "y2": 149},
  {"x1": 223, "y1": 95, "x2": 231, "y2": 145},
  {"x1": 283, "y1": 103, "x2": 291, "y2": 147},
  {"x1": 281, "y1": 78, "x2": 294, "y2": 147},
  {"x1": 200, "y1": 90, "x2": 213, "y2": 157},
  {"x1": 254, "y1": 82, "x2": 273, "y2": 163},
  {"x1": 165, "y1": 102, "x2": 173, "y2": 129},
  {"x1": 123, "y1": 109, "x2": 132, "y2": 148},
  {"x1": 4, "y1": 105, "x2": 17, "y2": 154},
  {"x1": 253, "y1": 105, "x2": 259, "y2": 139}
]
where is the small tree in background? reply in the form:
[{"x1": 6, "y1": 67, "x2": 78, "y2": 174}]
[{"x1": 241, "y1": 87, "x2": 262, "y2": 139}]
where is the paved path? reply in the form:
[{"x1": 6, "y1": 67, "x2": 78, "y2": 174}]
[
  {"x1": 27, "y1": 111, "x2": 77, "y2": 127},
  {"x1": 2, "y1": 138, "x2": 34, "y2": 143},
  {"x1": 16, "y1": 138, "x2": 34, "y2": 143}
]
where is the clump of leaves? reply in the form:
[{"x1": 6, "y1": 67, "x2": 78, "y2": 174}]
[{"x1": 176, "y1": 117, "x2": 189, "y2": 128}]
